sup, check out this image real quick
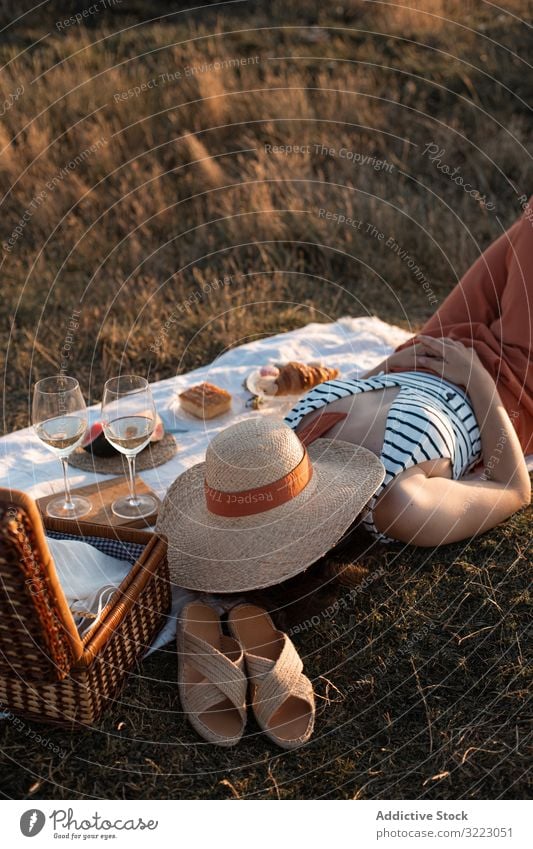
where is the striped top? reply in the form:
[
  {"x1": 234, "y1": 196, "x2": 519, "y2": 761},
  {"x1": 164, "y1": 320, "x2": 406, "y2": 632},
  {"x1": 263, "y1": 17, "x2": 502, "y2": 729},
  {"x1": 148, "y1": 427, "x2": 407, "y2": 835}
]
[{"x1": 284, "y1": 371, "x2": 482, "y2": 543}]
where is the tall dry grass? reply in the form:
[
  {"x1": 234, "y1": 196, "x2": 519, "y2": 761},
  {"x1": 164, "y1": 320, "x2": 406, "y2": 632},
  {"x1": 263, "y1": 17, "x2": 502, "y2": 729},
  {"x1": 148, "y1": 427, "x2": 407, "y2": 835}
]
[{"x1": 0, "y1": 1, "x2": 531, "y2": 429}]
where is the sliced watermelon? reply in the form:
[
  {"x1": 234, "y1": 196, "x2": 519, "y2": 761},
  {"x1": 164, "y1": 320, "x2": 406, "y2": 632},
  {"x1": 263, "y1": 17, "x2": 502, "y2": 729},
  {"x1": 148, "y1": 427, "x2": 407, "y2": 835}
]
[
  {"x1": 82, "y1": 414, "x2": 164, "y2": 456},
  {"x1": 81, "y1": 421, "x2": 118, "y2": 457},
  {"x1": 151, "y1": 414, "x2": 164, "y2": 442}
]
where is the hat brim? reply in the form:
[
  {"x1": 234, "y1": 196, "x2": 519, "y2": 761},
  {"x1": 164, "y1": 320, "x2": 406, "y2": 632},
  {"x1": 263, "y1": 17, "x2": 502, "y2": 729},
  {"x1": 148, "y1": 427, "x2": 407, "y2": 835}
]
[{"x1": 156, "y1": 437, "x2": 385, "y2": 593}]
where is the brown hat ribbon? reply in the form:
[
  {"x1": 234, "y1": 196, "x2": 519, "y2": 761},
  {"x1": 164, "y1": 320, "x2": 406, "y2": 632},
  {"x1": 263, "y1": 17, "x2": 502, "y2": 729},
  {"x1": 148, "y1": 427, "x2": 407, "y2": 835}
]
[{"x1": 204, "y1": 448, "x2": 312, "y2": 517}]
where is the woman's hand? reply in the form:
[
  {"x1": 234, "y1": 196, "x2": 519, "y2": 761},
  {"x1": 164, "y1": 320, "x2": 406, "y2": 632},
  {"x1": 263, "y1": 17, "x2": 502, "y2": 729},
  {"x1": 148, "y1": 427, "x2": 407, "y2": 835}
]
[
  {"x1": 363, "y1": 335, "x2": 494, "y2": 390},
  {"x1": 408, "y1": 335, "x2": 494, "y2": 391}
]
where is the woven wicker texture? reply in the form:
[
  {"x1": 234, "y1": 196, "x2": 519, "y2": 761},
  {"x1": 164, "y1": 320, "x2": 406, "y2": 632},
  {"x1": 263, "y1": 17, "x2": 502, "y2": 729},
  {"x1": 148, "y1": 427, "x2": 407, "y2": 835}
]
[
  {"x1": 156, "y1": 418, "x2": 385, "y2": 592},
  {"x1": 0, "y1": 498, "x2": 81, "y2": 683},
  {"x1": 67, "y1": 432, "x2": 177, "y2": 474},
  {"x1": 177, "y1": 602, "x2": 247, "y2": 745},
  {"x1": 0, "y1": 493, "x2": 171, "y2": 727},
  {"x1": 206, "y1": 418, "x2": 301, "y2": 490}
]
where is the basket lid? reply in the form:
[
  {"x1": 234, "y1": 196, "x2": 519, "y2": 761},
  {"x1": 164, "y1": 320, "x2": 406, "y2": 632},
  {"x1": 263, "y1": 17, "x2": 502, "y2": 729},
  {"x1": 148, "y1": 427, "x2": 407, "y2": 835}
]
[{"x1": 0, "y1": 488, "x2": 84, "y2": 682}]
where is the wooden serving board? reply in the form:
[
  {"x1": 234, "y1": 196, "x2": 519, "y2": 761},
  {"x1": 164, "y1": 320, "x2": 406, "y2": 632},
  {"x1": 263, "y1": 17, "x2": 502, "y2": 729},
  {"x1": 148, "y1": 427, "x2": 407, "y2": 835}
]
[{"x1": 36, "y1": 476, "x2": 161, "y2": 529}]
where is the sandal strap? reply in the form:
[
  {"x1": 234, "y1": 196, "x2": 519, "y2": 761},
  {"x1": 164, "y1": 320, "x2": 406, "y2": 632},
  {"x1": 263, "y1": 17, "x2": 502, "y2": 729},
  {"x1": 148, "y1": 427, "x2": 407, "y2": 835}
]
[
  {"x1": 246, "y1": 634, "x2": 311, "y2": 728},
  {"x1": 185, "y1": 680, "x2": 245, "y2": 717},
  {"x1": 181, "y1": 630, "x2": 247, "y2": 714}
]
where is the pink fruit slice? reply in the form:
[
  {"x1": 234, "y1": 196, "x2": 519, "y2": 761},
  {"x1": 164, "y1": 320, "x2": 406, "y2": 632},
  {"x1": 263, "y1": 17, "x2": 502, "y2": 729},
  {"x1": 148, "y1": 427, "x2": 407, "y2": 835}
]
[
  {"x1": 81, "y1": 422, "x2": 118, "y2": 457},
  {"x1": 82, "y1": 413, "x2": 164, "y2": 456}
]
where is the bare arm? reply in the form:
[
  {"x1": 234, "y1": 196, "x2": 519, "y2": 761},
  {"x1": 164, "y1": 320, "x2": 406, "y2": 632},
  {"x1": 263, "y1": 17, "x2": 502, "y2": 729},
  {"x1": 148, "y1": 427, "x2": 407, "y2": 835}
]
[{"x1": 372, "y1": 337, "x2": 531, "y2": 546}]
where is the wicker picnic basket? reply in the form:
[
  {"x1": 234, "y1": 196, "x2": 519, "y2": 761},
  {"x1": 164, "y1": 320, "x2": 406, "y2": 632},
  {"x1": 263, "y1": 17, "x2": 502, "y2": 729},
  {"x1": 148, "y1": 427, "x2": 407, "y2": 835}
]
[{"x1": 0, "y1": 488, "x2": 171, "y2": 727}]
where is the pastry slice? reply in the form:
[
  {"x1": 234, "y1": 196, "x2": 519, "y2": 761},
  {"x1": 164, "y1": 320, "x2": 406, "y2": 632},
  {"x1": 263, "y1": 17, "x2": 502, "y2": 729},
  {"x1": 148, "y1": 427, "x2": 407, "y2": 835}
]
[{"x1": 179, "y1": 382, "x2": 232, "y2": 419}]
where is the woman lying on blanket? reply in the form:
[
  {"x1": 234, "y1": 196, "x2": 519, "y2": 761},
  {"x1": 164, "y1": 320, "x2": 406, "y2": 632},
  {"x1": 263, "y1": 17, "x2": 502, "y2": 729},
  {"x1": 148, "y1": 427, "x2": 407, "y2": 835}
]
[
  {"x1": 155, "y1": 203, "x2": 532, "y2": 749},
  {"x1": 159, "y1": 200, "x2": 532, "y2": 596},
  {"x1": 285, "y1": 200, "x2": 532, "y2": 547}
]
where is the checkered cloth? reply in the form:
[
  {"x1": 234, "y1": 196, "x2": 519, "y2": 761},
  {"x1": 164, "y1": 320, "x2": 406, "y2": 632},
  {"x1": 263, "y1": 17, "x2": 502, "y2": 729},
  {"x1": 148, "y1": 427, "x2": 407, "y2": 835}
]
[{"x1": 46, "y1": 530, "x2": 144, "y2": 564}]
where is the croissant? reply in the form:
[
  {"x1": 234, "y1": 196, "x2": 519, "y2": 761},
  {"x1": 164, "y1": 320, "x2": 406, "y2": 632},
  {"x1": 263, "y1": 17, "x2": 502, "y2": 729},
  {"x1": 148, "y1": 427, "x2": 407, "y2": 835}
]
[{"x1": 275, "y1": 362, "x2": 339, "y2": 396}]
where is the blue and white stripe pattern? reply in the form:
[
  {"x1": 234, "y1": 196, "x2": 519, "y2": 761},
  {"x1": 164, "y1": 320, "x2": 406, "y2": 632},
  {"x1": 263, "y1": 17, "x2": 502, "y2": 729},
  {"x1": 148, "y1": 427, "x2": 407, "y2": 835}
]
[{"x1": 284, "y1": 370, "x2": 482, "y2": 543}]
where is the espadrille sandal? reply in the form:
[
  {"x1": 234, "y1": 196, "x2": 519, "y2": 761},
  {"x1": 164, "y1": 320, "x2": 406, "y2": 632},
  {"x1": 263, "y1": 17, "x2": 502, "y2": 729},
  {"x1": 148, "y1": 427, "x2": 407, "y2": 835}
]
[
  {"x1": 177, "y1": 601, "x2": 247, "y2": 746},
  {"x1": 228, "y1": 604, "x2": 315, "y2": 749}
]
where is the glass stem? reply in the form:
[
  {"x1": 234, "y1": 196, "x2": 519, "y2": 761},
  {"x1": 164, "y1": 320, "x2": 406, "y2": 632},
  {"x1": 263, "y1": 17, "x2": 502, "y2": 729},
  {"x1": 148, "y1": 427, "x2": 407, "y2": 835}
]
[
  {"x1": 126, "y1": 454, "x2": 138, "y2": 505},
  {"x1": 61, "y1": 457, "x2": 73, "y2": 507}
]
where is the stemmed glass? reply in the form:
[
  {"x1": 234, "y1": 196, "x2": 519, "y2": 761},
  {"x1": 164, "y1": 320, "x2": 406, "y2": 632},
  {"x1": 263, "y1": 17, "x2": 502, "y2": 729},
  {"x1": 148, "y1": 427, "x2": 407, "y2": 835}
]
[
  {"x1": 101, "y1": 374, "x2": 158, "y2": 519},
  {"x1": 32, "y1": 375, "x2": 91, "y2": 518}
]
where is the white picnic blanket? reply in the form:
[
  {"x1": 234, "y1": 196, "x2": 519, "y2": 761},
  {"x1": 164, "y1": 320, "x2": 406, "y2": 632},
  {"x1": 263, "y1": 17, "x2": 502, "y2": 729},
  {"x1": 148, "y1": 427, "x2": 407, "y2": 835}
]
[
  {"x1": 1, "y1": 315, "x2": 531, "y2": 655},
  {"x1": 0, "y1": 316, "x2": 412, "y2": 501}
]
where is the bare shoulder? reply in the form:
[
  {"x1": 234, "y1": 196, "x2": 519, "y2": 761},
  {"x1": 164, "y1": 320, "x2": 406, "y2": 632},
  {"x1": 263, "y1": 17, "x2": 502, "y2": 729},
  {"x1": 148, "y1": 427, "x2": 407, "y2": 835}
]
[
  {"x1": 372, "y1": 467, "x2": 430, "y2": 530},
  {"x1": 371, "y1": 467, "x2": 451, "y2": 545},
  {"x1": 373, "y1": 460, "x2": 451, "y2": 517}
]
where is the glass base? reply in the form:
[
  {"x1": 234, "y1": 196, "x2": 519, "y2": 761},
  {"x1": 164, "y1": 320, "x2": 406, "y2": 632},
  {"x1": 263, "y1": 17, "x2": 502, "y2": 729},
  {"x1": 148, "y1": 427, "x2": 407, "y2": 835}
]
[
  {"x1": 46, "y1": 495, "x2": 92, "y2": 519},
  {"x1": 111, "y1": 493, "x2": 158, "y2": 520}
]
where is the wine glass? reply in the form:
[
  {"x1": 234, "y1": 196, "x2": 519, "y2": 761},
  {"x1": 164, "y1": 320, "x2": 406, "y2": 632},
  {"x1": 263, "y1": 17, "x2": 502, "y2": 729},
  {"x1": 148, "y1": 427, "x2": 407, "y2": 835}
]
[
  {"x1": 101, "y1": 374, "x2": 158, "y2": 519},
  {"x1": 32, "y1": 375, "x2": 91, "y2": 519}
]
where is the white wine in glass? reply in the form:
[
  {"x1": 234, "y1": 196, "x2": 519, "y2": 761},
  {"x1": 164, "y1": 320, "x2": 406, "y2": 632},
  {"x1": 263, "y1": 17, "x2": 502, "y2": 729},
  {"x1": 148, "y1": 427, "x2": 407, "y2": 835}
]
[
  {"x1": 32, "y1": 376, "x2": 91, "y2": 519},
  {"x1": 101, "y1": 375, "x2": 158, "y2": 519}
]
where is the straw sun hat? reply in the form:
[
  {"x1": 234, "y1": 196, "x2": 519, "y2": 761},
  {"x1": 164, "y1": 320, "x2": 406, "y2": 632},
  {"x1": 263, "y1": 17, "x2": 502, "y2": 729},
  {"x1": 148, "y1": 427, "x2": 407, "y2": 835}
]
[{"x1": 156, "y1": 417, "x2": 385, "y2": 593}]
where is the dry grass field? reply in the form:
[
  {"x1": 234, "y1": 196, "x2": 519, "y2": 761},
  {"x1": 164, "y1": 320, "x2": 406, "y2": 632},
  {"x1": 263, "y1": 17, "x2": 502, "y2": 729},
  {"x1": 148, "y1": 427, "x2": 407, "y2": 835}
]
[{"x1": 0, "y1": 1, "x2": 531, "y2": 800}]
